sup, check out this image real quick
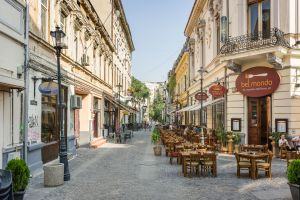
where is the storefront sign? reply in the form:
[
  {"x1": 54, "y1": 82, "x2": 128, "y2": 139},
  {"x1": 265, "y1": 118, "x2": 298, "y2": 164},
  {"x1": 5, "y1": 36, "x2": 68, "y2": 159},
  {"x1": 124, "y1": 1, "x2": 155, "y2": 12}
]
[
  {"x1": 236, "y1": 67, "x2": 280, "y2": 97},
  {"x1": 209, "y1": 84, "x2": 227, "y2": 98},
  {"x1": 195, "y1": 92, "x2": 208, "y2": 101},
  {"x1": 38, "y1": 81, "x2": 58, "y2": 95}
]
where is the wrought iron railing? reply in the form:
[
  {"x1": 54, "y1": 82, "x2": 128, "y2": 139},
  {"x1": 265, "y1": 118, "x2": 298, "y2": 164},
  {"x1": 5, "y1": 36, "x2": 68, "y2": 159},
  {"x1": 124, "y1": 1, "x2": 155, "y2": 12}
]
[{"x1": 220, "y1": 28, "x2": 290, "y2": 55}]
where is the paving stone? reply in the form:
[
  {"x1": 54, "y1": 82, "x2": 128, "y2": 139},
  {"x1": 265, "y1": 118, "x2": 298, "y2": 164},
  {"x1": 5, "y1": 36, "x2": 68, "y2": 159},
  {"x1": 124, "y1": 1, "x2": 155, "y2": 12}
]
[{"x1": 25, "y1": 130, "x2": 292, "y2": 200}]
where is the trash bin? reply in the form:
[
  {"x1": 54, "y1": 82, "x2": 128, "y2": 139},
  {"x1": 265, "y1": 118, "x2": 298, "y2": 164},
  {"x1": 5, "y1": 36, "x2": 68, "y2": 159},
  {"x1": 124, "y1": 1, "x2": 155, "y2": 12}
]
[
  {"x1": 0, "y1": 169, "x2": 13, "y2": 200},
  {"x1": 44, "y1": 163, "x2": 64, "y2": 187}
]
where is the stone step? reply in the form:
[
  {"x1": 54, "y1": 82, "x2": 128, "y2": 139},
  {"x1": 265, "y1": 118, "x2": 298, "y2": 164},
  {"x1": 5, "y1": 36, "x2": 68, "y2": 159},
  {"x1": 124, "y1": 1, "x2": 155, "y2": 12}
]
[{"x1": 90, "y1": 138, "x2": 107, "y2": 149}]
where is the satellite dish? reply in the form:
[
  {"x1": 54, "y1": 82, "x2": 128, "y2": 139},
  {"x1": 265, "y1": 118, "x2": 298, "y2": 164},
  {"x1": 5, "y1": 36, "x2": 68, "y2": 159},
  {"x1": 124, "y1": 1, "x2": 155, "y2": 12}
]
[{"x1": 38, "y1": 81, "x2": 58, "y2": 96}]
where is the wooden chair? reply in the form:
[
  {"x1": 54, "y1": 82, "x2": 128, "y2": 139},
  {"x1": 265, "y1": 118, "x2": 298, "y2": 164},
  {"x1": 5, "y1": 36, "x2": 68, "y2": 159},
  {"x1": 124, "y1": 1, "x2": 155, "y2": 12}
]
[
  {"x1": 168, "y1": 143, "x2": 180, "y2": 165},
  {"x1": 256, "y1": 152, "x2": 273, "y2": 178},
  {"x1": 279, "y1": 145, "x2": 288, "y2": 159},
  {"x1": 235, "y1": 153, "x2": 251, "y2": 178},
  {"x1": 286, "y1": 151, "x2": 300, "y2": 167},
  {"x1": 186, "y1": 153, "x2": 201, "y2": 177},
  {"x1": 200, "y1": 153, "x2": 217, "y2": 177}
]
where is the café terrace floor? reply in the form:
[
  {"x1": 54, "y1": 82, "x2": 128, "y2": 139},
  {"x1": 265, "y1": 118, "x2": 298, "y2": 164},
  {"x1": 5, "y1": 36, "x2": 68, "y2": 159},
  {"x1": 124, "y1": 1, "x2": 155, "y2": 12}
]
[{"x1": 25, "y1": 130, "x2": 291, "y2": 200}]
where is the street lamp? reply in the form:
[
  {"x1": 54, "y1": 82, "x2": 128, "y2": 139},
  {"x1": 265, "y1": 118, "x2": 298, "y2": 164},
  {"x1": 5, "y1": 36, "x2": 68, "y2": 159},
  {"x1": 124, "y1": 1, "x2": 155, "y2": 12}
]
[
  {"x1": 198, "y1": 68, "x2": 208, "y2": 128},
  {"x1": 50, "y1": 26, "x2": 70, "y2": 181},
  {"x1": 175, "y1": 94, "x2": 180, "y2": 128},
  {"x1": 116, "y1": 84, "x2": 122, "y2": 138}
]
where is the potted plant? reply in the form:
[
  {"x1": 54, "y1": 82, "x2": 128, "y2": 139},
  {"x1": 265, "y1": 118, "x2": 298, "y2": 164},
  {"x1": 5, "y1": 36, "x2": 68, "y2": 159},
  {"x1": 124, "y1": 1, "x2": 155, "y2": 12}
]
[
  {"x1": 216, "y1": 128, "x2": 227, "y2": 152},
  {"x1": 151, "y1": 127, "x2": 162, "y2": 156},
  {"x1": 232, "y1": 132, "x2": 241, "y2": 153},
  {"x1": 6, "y1": 158, "x2": 30, "y2": 200},
  {"x1": 287, "y1": 159, "x2": 300, "y2": 200}
]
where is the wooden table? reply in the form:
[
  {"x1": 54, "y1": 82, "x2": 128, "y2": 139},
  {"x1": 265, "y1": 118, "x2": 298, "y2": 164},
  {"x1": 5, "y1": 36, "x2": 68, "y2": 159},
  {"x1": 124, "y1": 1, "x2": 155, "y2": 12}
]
[
  {"x1": 237, "y1": 152, "x2": 269, "y2": 179},
  {"x1": 180, "y1": 150, "x2": 215, "y2": 177}
]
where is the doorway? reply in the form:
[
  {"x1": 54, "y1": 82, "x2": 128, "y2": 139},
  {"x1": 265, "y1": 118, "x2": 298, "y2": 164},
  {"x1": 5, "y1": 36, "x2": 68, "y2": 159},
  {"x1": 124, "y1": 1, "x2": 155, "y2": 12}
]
[{"x1": 248, "y1": 96, "x2": 271, "y2": 145}]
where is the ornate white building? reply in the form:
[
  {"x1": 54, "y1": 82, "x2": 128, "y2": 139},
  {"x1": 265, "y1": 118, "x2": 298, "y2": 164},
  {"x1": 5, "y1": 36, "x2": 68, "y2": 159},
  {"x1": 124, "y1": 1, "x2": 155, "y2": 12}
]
[
  {"x1": 24, "y1": 0, "x2": 134, "y2": 174},
  {"x1": 179, "y1": 0, "x2": 300, "y2": 145}
]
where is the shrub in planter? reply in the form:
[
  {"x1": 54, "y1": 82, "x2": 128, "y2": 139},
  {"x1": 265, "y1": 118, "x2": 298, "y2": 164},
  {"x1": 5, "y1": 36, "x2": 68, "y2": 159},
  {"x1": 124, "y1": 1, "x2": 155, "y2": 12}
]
[
  {"x1": 6, "y1": 158, "x2": 30, "y2": 200},
  {"x1": 287, "y1": 159, "x2": 300, "y2": 200},
  {"x1": 151, "y1": 127, "x2": 161, "y2": 156}
]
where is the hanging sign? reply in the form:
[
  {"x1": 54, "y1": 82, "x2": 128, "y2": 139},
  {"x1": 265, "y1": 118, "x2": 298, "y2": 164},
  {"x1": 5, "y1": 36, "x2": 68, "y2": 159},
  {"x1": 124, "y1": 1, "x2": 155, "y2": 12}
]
[
  {"x1": 38, "y1": 81, "x2": 58, "y2": 95},
  {"x1": 236, "y1": 67, "x2": 280, "y2": 97},
  {"x1": 195, "y1": 92, "x2": 208, "y2": 101},
  {"x1": 209, "y1": 84, "x2": 227, "y2": 98}
]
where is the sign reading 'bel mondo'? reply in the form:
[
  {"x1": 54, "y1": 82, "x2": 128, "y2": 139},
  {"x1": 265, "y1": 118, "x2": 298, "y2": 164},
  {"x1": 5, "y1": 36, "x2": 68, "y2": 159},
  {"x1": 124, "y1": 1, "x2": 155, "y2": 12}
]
[{"x1": 236, "y1": 67, "x2": 280, "y2": 97}]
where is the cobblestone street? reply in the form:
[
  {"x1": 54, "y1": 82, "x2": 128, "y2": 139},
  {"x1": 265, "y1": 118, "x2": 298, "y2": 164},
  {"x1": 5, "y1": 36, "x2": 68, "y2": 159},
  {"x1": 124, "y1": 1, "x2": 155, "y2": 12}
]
[{"x1": 25, "y1": 130, "x2": 292, "y2": 200}]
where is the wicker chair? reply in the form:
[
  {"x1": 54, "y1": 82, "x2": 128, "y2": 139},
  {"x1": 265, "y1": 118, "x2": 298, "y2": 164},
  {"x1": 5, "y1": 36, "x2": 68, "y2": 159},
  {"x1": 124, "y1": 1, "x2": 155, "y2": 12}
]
[
  {"x1": 235, "y1": 153, "x2": 251, "y2": 178},
  {"x1": 186, "y1": 153, "x2": 201, "y2": 177},
  {"x1": 256, "y1": 152, "x2": 273, "y2": 178},
  {"x1": 200, "y1": 153, "x2": 217, "y2": 177}
]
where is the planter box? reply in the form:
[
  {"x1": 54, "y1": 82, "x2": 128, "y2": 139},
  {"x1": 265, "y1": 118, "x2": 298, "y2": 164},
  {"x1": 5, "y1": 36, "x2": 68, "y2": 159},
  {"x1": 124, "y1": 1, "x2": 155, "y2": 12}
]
[
  {"x1": 44, "y1": 163, "x2": 64, "y2": 187},
  {"x1": 288, "y1": 183, "x2": 300, "y2": 200},
  {"x1": 153, "y1": 146, "x2": 162, "y2": 156}
]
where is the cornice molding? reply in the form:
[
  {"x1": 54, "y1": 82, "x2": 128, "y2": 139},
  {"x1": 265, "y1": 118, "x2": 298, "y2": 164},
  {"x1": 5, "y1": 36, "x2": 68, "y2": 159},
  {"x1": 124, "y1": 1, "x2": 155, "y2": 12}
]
[{"x1": 184, "y1": 0, "x2": 208, "y2": 37}]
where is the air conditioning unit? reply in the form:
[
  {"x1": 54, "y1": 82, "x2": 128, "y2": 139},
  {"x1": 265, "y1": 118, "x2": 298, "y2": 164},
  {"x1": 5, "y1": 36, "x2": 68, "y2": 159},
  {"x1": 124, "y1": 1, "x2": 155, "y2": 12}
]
[
  {"x1": 71, "y1": 95, "x2": 82, "y2": 109},
  {"x1": 81, "y1": 54, "x2": 90, "y2": 66}
]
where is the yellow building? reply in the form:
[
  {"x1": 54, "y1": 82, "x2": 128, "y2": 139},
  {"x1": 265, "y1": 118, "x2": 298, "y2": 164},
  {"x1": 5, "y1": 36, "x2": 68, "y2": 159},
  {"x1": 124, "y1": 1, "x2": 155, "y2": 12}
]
[{"x1": 173, "y1": 42, "x2": 190, "y2": 125}]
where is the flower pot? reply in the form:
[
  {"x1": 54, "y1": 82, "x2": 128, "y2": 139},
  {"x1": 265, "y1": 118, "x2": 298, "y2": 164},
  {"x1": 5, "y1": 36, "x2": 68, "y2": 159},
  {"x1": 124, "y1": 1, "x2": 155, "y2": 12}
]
[
  {"x1": 153, "y1": 146, "x2": 162, "y2": 156},
  {"x1": 288, "y1": 183, "x2": 300, "y2": 200},
  {"x1": 14, "y1": 190, "x2": 26, "y2": 200}
]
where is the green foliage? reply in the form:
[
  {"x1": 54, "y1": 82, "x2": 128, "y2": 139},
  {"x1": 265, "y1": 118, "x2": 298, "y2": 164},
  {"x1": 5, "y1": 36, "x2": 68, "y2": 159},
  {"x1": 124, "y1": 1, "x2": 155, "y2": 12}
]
[
  {"x1": 216, "y1": 128, "x2": 226, "y2": 145},
  {"x1": 151, "y1": 127, "x2": 160, "y2": 144},
  {"x1": 129, "y1": 77, "x2": 150, "y2": 103},
  {"x1": 6, "y1": 158, "x2": 30, "y2": 192},
  {"x1": 149, "y1": 93, "x2": 165, "y2": 123},
  {"x1": 232, "y1": 132, "x2": 241, "y2": 145},
  {"x1": 287, "y1": 160, "x2": 300, "y2": 185},
  {"x1": 271, "y1": 132, "x2": 288, "y2": 144},
  {"x1": 167, "y1": 74, "x2": 176, "y2": 97}
]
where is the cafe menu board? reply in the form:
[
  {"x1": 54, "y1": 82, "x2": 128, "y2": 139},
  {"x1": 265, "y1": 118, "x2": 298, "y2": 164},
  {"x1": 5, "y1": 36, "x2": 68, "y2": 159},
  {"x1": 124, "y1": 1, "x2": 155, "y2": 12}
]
[
  {"x1": 195, "y1": 92, "x2": 208, "y2": 101},
  {"x1": 236, "y1": 67, "x2": 280, "y2": 97}
]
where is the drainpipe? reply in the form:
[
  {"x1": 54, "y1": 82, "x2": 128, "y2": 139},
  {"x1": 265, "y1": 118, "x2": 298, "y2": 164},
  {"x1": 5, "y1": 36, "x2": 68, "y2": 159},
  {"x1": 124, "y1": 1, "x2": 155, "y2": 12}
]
[
  {"x1": 296, "y1": 0, "x2": 300, "y2": 47},
  {"x1": 23, "y1": 0, "x2": 30, "y2": 163}
]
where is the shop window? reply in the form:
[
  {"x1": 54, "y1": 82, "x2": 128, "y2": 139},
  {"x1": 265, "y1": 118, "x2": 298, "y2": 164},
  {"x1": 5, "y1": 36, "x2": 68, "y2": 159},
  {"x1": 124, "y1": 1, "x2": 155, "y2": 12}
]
[
  {"x1": 41, "y1": 86, "x2": 68, "y2": 144},
  {"x1": 212, "y1": 102, "x2": 224, "y2": 130},
  {"x1": 248, "y1": 0, "x2": 270, "y2": 38}
]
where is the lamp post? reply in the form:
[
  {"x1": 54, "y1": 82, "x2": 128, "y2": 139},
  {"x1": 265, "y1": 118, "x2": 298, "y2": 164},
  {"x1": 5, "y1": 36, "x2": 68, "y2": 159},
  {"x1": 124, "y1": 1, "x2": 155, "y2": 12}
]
[
  {"x1": 116, "y1": 84, "x2": 122, "y2": 136},
  {"x1": 50, "y1": 26, "x2": 70, "y2": 181},
  {"x1": 175, "y1": 94, "x2": 179, "y2": 128}
]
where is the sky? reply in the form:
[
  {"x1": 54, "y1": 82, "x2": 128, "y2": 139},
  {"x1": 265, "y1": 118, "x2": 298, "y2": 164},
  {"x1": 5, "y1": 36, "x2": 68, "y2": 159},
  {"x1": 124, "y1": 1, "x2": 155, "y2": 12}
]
[{"x1": 122, "y1": 0, "x2": 194, "y2": 83}]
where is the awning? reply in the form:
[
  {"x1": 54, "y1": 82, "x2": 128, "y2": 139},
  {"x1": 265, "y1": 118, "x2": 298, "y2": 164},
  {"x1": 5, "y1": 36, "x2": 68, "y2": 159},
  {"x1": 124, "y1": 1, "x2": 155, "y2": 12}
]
[
  {"x1": 177, "y1": 104, "x2": 199, "y2": 112},
  {"x1": 190, "y1": 98, "x2": 225, "y2": 111}
]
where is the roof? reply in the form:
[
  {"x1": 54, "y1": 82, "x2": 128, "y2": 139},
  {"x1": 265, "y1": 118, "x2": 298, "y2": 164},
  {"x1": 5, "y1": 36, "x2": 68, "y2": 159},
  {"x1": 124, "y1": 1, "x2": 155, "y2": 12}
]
[{"x1": 184, "y1": 0, "x2": 207, "y2": 37}]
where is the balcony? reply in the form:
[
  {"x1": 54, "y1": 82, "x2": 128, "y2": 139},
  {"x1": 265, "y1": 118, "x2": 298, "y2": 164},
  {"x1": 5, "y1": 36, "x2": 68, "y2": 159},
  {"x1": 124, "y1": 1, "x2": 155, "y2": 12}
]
[{"x1": 220, "y1": 28, "x2": 290, "y2": 55}]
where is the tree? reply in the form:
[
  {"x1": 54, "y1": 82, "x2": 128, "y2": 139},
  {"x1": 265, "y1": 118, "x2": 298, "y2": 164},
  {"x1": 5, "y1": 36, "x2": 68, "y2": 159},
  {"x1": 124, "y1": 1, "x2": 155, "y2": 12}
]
[
  {"x1": 167, "y1": 73, "x2": 176, "y2": 99},
  {"x1": 149, "y1": 92, "x2": 165, "y2": 123},
  {"x1": 129, "y1": 77, "x2": 150, "y2": 104}
]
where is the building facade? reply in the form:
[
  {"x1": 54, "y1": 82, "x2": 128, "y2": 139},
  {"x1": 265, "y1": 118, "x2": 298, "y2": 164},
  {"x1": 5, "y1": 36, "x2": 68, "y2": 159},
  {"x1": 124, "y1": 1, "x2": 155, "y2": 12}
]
[
  {"x1": 178, "y1": 0, "x2": 300, "y2": 145},
  {"x1": 25, "y1": 0, "x2": 134, "y2": 174},
  {"x1": 0, "y1": 0, "x2": 26, "y2": 168}
]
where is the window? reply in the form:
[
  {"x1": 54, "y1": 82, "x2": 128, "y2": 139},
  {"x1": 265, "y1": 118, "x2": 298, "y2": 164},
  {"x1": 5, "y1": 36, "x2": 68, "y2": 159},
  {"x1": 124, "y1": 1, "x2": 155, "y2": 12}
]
[
  {"x1": 248, "y1": 0, "x2": 270, "y2": 38},
  {"x1": 41, "y1": 0, "x2": 48, "y2": 40},
  {"x1": 216, "y1": 16, "x2": 220, "y2": 54},
  {"x1": 74, "y1": 26, "x2": 79, "y2": 62},
  {"x1": 60, "y1": 12, "x2": 67, "y2": 33},
  {"x1": 212, "y1": 102, "x2": 224, "y2": 129},
  {"x1": 93, "y1": 48, "x2": 97, "y2": 74}
]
